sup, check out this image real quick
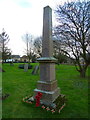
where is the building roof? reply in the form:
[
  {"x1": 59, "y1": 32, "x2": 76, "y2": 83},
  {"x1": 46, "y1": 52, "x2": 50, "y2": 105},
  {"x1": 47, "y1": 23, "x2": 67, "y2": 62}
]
[{"x1": 11, "y1": 55, "x2": 20, "y2": 58}]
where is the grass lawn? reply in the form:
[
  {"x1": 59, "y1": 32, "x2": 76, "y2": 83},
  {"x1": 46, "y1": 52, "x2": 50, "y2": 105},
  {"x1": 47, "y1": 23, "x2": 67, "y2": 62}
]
[
  {"x1": 2, "y1": 63, "x2": 89, "y2": 118},
  {"x1": 0, "y1": 63, "x2": 2, "y2": 119}
]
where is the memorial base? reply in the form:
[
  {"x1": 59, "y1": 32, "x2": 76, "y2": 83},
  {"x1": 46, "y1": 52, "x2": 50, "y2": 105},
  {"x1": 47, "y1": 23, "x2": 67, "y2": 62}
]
[
  {"x1": 22, "y1": 94, "x2": 67, "y2": 113},
  {"x1": 34, "y1": 87, "x2": 60, "y2": 105}
]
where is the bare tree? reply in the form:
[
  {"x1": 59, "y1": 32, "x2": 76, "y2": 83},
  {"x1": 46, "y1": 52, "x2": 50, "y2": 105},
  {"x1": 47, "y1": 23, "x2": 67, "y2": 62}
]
[
  {"x1": 53, "y1": 36, "x2": 69, "y2": 64},
  {"x1": 54, "y1": 1, "x2": 90, "y2": 77},
  {"x1": 33, "y1": 36, "x2": 42, "y2": 57},
  {"x1": 33, "y1": 36, "x2": 68, "y2": 63},
  {"x1": 22, "y1": 33, "x2": 34, "y2": 62},
  {"x1": 0, "y1": 28, "x2": 11, "y2": 62}
]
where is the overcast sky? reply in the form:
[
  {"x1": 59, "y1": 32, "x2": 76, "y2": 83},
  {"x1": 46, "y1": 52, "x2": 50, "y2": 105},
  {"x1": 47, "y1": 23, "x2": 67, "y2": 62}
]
[{"x1": 0, "y1": 0, "x2": 74, "y2": 56}]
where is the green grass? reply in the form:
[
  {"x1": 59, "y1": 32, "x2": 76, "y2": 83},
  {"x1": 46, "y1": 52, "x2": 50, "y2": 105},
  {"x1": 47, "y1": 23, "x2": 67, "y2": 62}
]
[
  {"x1": 0, "y1": 63, "x2": 2, "y2": 119},
  {"x1": 2, "y1": 63, "x2": 89, "y2": 118}
]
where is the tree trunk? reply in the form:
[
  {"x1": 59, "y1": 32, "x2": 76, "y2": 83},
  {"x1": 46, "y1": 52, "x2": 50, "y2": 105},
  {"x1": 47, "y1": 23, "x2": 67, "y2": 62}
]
[{"x1": 80, "y1": 68, "x2": 86, "y2": 78}]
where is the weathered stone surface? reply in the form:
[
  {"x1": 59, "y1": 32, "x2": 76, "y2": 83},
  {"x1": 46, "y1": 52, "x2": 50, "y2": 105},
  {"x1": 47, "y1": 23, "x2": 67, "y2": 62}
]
[
  {"x1": 33, "y1": 6, "x2": 60, "y2": 105},
  {"x1": 42, "y1": 6, "x2": 53, "y2": 57},
  {"x1": 32, "y1": 65, "x2": 39, "y2": 75},
  {"x1": 37, "y1": 80, "x2": 58, "y2": 91},
  {"x1": 34, "y1": 88, "x2": 60, "y2": 103},
  {"x1": 37, "y1": 57, "x2": 57, "y2": 63},
  {"x1": 24, "y1": 64, "x2": 28, "y2": 72},
  {"x1": 39, "y1": 63, "x2": 55, "y2": 82}
]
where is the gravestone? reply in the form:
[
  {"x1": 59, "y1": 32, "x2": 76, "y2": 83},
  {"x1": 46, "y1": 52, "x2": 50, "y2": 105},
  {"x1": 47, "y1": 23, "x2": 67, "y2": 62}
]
[
  {"x1": 32, "y1": 65, "x2": 39, "y2": 75},
  {"x1": 24, "y1": 64, "x2": 28, "y2": 72},
  {"x1": 33, "y1": 6, "x2": 60, "y2": 106},
  {"x1": 0, "y1": 67, "x2": 5, "y2": 72}
]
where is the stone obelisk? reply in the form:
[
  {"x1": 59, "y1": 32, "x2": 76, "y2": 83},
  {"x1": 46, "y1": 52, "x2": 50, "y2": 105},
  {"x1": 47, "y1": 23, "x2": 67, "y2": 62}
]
[{"x1": 34, "y1": 6, "x2": 60, "y2": 106}]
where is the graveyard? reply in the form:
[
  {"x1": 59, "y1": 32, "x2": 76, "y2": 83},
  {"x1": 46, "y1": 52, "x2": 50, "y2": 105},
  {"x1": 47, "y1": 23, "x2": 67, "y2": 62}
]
[
  {"x1": 2, "y1": 63, "x2": 88, "y2": 118},
  {"x1": 0, "y1": 3, "x2": 90, "y2": 119}
]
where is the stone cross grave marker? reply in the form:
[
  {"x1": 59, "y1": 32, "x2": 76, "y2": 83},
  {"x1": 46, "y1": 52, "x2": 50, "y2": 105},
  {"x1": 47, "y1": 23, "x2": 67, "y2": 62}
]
[{"x1": 33, "y1": 6, "x2": 60, "y2": 106}]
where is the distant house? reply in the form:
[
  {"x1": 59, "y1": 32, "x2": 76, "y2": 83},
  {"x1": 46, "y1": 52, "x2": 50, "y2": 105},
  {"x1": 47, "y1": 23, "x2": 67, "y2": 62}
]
[
  {"x1": 11, "y1": 55, "x2": 20, "y2": 62},
  {"x1": 20, "y1": 55, "x2": 29, "y2": 62}
]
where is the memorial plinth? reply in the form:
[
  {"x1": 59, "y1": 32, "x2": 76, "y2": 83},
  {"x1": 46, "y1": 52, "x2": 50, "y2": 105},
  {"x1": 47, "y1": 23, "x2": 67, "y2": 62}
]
[{"x1": 33, "y1": 6, "x2": 60, "y2": 106}]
